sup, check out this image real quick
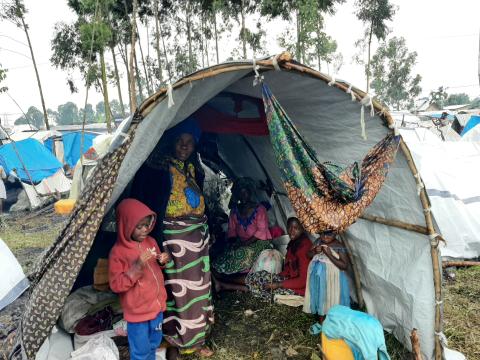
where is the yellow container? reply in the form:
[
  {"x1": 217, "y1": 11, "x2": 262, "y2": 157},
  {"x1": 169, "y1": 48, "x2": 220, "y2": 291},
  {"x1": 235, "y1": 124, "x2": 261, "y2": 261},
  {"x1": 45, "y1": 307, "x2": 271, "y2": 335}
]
[
  {"x1": 321, "y1": 332, "x2": 354, "y2": 360},
  {"x1": 54, "y1": 199, "x2": 76, "y2": 215}
]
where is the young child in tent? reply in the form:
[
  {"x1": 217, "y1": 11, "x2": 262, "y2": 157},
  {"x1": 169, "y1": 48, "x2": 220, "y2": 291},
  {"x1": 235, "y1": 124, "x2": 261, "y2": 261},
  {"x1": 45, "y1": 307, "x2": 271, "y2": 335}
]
[
  {"x1": 246, "y1": 217, "x2": 312, "y2": 300},
  {"x1": 304, "y1": 230, "x2": 350, "y2": 321},
  {"x1": 109, "y1": 198, "x2": 170, "y2": 360}
]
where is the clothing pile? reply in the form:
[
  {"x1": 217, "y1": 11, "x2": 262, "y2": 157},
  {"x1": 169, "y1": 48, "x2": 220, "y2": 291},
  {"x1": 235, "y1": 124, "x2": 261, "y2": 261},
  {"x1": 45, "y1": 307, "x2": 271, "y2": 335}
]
[{"x1": 58, "y1": 286, "x2": 127, "y2": 353}]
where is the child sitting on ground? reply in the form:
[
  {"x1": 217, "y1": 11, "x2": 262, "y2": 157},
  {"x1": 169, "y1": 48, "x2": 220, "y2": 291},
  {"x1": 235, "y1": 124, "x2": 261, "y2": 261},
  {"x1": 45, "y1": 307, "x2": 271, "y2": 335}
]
[
  {"x1": 109, "y1": 198, "x2": 170, "y2": 360},
  {"x1": 245, "y1": 217, "x2": 312, "y2": 300},
  {"x1": 304, "y1": 230, "x2": 350, "y2": 321}
]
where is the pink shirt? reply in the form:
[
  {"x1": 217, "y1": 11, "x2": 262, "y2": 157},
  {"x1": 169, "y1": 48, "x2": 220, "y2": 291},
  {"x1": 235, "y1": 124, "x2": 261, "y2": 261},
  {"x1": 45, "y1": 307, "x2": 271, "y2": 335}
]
[{"x1": 227, "y1": 205, "x2": 272, "y2": 242}]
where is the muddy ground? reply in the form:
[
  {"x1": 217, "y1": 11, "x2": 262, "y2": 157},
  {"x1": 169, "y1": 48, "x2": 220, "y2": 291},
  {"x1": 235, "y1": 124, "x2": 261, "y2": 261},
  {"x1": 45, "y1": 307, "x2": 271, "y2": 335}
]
[{"x1": 0, "y1": 209, "x2": 479, "y2": 360}]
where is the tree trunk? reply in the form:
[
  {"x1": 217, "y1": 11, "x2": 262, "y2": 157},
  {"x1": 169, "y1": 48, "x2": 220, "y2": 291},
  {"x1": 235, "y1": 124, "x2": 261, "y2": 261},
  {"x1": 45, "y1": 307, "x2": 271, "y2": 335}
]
[
  {"x1": 316, "y1": 10, "x2": 322, "y2": 71},
  {"x1": 134, "y1": 52, "x2": 144, "y2": 102},
  {"x1": 240, "y1": 0, "x2": 247, "y2": 59},
  {"x1": 160, "y1": 20, "x2": 172, "y2": 81},
  {"x1": 296, "y1": 9, "x2": 301, "y2": 62},
  {"x1": 366, "y1": 23, "x2": 373, "y2": 93},
  {"x1": 99, "y1": 50, "x2": 112, "y2": 133},
  {"x1": 136, "y1": 24, "x2": 153, "y2": 95},
  {"x1": 110, "y1": 45, "x2": 126, "y2": 117},
  {"x1": 186, "y1": 1, "x2": 194, "y2": 73},
  {"x1": 154, "y1": 0, "x2": 164, "y2": 84},
  {"x1": 20, "y1": 14, "x2": 50, "y2": 130},
  {"x1": 119, "y1": 44, "x2": 132, "y2": 112},
  {"x1": 213, "y1": 11, "x2": 219, "y2": 64},
  {"x1": 129, "y1": 0, "x2": 138, "y2": 112}
]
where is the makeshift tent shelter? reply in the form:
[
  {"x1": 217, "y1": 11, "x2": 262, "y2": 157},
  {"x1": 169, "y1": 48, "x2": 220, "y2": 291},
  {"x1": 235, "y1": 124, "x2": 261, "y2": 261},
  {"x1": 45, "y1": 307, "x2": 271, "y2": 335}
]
[
  {"x1": 12, "y1": 54, "x2": 446, "y2": 360},
  {"x1": 0, "y1": 138, "x2": 71, "y2": 209},
  {"x1": 460, "y1": 115, "x2": 480, "y2": 141},
  {"x1": 61, "y1": 131, "x2": 99, "y2": 168}
]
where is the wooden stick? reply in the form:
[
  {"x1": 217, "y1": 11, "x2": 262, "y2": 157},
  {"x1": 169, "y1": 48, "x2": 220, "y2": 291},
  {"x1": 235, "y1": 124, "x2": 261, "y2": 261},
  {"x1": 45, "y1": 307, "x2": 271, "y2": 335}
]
[
  {"x1": 360, "y1": 214, "x2": 428, "y2": 235},
  {"x1": 340, "y1": 234, "x2": 365, "y2": 310},
  {"x1": 400, "y1": 140, "x2": 443, "y2": 360},
  {"x1": 410, "y1": 329, "x2": 422, "y2": 360},
  {"x1": 443, "y1": 261, "x2": 480, "y2": 268}
]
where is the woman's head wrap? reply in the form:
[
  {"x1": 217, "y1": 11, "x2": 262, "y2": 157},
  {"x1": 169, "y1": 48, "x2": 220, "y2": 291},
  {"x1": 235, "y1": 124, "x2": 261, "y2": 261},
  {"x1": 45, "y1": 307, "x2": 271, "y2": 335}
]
[
  {"x1": 165, "y1": 117, "x2": 202, "y2": 144},
  {"x1": 229, "y1": 177, "x2": 258, "y2": 208}
]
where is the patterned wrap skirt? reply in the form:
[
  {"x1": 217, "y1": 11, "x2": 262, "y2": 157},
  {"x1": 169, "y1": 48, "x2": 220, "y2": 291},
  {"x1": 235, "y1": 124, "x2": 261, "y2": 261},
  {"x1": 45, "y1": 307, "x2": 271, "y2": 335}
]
[
  {"x1": 162, "y1": 216, "x2": 213, "y2": 349},
  {"x1": 245, "y1": 270, "x2": 295, "y2": 301},
  {"x1": 212, "y1": 239, "x2": 272, "y2": 275}
]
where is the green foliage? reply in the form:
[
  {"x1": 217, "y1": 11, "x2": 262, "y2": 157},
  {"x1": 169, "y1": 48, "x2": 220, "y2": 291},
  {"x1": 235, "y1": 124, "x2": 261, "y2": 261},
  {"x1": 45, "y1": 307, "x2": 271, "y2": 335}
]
[
  {"x1": 0, "y1": 64, "x2": 7, "y2": 93},
  {"x1": 57, "y1": 102, "x2": 80, "y2": 125},
  {"x1": 470, "y1": 97, "x2": 480, "y2": 109},
  {"x1": 370, "y1": 36, "x2": 422, "y2": 110},
  {"x1": 355, "y1": 0, "x2": 395, "y2": 41},
  {"x1": 267, "y1": 0, "x2": 343, "y2": 70},
  {"x1": 79, "y1": 103, "x2": 96, "y2": 123},
  {"x1": 0, "y1": 0, "x2": 26, "y2": 28},
  {"x1": 446, "y1": 93, "x2": 470, "y2": 106},
  {"x1": 429, "y1": 86, "x2": 448, "y2": 109},
  {"x1": 14, "y1": 106, "x2": 45, "y2": 129}
]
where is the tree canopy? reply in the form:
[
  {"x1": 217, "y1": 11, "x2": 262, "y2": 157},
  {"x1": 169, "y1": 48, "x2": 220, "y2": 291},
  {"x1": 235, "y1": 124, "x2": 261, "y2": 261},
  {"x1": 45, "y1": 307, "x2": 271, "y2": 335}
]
[{"x1": 370, "y1": 36, "x2": 422, "y2": 110}]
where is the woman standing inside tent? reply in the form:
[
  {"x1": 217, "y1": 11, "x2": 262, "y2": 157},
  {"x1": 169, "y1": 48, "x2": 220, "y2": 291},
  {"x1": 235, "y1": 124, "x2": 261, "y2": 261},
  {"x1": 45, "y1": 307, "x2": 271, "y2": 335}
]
[{"x1": 131, "y1": 118, "x2": 213, "y2": 359}]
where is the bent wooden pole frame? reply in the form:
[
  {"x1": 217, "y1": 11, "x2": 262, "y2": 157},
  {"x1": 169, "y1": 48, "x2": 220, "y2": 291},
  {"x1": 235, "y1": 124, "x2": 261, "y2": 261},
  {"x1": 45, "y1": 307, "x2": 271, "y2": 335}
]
[
  {"x1": 360, "y1": 214, "x2": 429, "y2": 235},
  {"x1": 398, "y1": 139, "x2": 443, "y2": 360},
  {"x1": 134, "y1": 54, "x2": 444, "y2": 360}
]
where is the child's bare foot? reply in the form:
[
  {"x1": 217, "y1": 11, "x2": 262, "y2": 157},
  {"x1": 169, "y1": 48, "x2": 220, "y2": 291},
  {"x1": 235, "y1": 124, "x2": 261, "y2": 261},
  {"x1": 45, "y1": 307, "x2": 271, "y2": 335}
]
[{"x1": 198, "y1": 347, "x2": 214, "y2": 357}]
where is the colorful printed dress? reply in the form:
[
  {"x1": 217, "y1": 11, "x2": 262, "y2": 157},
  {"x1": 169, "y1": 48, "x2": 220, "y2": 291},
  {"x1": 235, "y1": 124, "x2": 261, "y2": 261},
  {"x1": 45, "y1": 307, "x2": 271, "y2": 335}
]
[
  {"x1": 212, "y1": 204, "x2": 272, "y2": 275},
  {"x1": 161, "y1": 160, "x2": 213, "y2": 350},
  {"x1": 303, "y1": 241, "x2": 350, "y2": 316}
]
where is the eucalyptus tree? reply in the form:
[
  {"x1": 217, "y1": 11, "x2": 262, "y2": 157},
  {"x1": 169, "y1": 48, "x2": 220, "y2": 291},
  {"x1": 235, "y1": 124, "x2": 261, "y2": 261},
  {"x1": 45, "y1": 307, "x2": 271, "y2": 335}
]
[
  {"x1": 1, "y1": 0, "x2": 50, "y2": 129},
  {"x1": 354, "y1": 0, "x2": 395, "y2": 92}
]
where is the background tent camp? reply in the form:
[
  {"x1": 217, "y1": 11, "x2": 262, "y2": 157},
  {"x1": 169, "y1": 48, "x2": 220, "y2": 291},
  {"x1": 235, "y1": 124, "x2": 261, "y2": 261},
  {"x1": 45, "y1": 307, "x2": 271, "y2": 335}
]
[
  {"x1": 393, "y1": 113, "x2": 480, "y2": 260},
  {"x1": 13, "y1": 55, "x2": 451, "y2": 360},
  {"x1": 0, "y1": 138, "x2": 71, "y2": 209}
]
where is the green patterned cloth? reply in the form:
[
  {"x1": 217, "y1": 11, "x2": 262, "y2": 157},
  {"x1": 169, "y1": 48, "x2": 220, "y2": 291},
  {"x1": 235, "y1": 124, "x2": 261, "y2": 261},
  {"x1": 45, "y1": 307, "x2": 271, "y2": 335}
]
[
  {"x1": 162, "y1": 216, "x2": 213, "y2": 349},
  {"x1": 212, "y1": 240, "x2": 272, "y2": 275},
  {"x1": 261, "y1": 83, "x2": 400, "y2": 233}
]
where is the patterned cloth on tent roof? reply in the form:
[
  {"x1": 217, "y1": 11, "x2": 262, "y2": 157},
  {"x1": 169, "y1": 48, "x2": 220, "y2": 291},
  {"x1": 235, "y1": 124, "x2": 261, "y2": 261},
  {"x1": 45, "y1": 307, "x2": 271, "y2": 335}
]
[{"x1": 261, "y1": 83, "x2": 400, "y2": 233}]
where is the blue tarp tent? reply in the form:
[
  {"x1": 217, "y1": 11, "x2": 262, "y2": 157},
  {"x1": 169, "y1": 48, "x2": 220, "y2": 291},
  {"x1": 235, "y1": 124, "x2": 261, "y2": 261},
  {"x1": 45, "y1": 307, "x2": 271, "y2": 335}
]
[
  {"x1": 62, "y1": 132, "x2": 98, "y2": 168},
  {"x1": 460, "y1": 115, "x2": 480, "y2": 137},
  {"x1": 0, "y1": 139, "x2": 62, "y2": 183}
]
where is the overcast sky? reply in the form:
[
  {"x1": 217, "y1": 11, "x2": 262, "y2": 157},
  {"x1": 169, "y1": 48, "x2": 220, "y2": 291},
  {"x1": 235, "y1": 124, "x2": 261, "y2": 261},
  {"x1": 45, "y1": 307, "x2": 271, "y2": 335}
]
[{"x1": 0, "y1": 0, "x2": 479, "y2": 126}]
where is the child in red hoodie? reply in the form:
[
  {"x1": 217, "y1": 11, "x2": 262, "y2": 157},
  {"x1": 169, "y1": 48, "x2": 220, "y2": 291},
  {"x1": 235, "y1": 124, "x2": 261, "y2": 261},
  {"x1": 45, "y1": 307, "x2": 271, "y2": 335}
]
[{"x1": 109, "y1": 198, "x2": 169, "y2": 360}]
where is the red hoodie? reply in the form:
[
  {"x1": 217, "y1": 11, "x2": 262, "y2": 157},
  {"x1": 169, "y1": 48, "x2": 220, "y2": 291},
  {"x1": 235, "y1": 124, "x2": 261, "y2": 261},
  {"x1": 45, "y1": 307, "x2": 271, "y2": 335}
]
[{"x1": 109, "y1": 198, "x2": 167, "y2": 323}]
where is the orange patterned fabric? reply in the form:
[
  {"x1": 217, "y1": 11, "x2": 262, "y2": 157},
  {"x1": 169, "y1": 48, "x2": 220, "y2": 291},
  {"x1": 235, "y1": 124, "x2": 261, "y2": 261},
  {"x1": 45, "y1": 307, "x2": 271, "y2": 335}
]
[{"x1": 262, "y1": 83, "x2": 400, "y2": 233}]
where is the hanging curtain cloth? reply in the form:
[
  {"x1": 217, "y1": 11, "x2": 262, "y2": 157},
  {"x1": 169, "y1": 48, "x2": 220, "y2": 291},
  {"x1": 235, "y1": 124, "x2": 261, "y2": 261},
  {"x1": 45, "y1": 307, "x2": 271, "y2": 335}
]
[{"x1": 261, "y1": 83, "x2": 400, "y2": 233}]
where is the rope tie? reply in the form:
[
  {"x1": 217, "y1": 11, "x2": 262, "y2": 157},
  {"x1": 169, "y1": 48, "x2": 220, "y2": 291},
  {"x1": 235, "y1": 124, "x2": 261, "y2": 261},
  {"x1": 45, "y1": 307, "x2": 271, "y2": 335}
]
[
  {"x1": 388, "y1": 122, "x2": 399, "y2": 136},
  {"x1": 423, "y1": 207, "x2": 431, "y2": 214},
  {"x1": 435, "y1": 332, "x2": 448, "y2": 346},
  {"x1": 346, "y1": 84, "x2": 356, "y2": 101},
  {"x1": 272, "y1": 54, "x2": 281, "y2": 71},
  {"x1": 167, "y1": 83, "x2": 175, "y2": 108},
  {"x1": 328, "y1": 74, "x2": 336, "y2": 86},
  {"x1": 435, "y1": 300, "x2": 443, "y2": 305},
  {"x1": 428, "y1": 233, "x2": 440, "y2": 240},
  {"x1": 252, "y1": 58, "x2": 264, "y2": 86}
]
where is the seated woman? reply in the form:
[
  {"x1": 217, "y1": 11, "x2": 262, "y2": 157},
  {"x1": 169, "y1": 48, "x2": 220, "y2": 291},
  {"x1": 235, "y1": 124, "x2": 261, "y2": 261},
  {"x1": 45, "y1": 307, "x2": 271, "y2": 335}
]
[
  {"x1": 212, "y1": 177, "x2": 273, "y2": 290},
  {"x1": 304, "y1": 230, "x2": 350, "y2": 321},
  {"x1": 246, "y1": 217, "x2": 312, "y2": 300}
]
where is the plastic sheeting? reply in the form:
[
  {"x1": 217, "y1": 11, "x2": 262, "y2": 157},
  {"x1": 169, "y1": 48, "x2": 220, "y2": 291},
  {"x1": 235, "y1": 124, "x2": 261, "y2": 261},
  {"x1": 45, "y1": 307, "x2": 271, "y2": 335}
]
[
  {"x1": 0, "y1": 238, "x2": 29, "y2": 311},
  {"x1": 400, "y1": 129, "x2": 480, "y2": 259},
  {"x1": 0, "y1": 138, "x2": 62, "y2": 183},
  {"x1": 108, "y1": 66, "x2": 438, "y2": 358},
  {"x1": 62, "y1": 132, "x2": 98, "y2": 168}
]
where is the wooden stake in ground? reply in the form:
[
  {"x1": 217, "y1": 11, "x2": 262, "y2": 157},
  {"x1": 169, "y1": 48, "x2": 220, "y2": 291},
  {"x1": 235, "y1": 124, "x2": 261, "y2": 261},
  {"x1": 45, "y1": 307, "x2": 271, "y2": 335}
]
[{"x1": 410, "y1": 329, "x2": 422, "y2": 360}]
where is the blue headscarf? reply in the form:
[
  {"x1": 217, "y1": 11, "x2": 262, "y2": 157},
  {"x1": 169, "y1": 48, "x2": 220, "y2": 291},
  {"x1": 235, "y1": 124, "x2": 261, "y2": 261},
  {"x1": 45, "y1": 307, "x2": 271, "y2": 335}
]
[{"x1": 166, "y1": 117, "x2": 202, "y2": 144}]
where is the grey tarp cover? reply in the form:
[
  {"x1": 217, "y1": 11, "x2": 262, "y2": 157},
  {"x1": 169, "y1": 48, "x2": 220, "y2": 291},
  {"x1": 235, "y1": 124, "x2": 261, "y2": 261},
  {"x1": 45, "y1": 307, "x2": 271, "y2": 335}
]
[{"x1": 107, "y1": 66, "x2": 436, "y2": 359}]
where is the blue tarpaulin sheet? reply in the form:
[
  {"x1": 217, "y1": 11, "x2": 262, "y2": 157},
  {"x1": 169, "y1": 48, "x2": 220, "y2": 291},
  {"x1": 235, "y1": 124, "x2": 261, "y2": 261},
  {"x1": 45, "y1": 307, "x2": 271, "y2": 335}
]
[
  {"x1": 0, "y1": 138, "x2": 62, "y2": 183},
  {"x1": 62, "y1": 132, "x2": 98, "y2": 167},
  {"x1": 461, "y1": 115, "x2": 480, "y2": 136}
]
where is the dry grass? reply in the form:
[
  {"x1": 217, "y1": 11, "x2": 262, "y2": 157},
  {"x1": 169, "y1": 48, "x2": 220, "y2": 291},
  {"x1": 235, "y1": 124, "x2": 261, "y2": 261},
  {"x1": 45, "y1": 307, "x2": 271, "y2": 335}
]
[
  {"x1": 443, "y1": 266, "x2": 480, "y2": 360},
  {"x1": 1, "y1": 211, "x2": 478, "y2": 359}
]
